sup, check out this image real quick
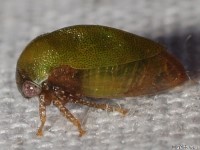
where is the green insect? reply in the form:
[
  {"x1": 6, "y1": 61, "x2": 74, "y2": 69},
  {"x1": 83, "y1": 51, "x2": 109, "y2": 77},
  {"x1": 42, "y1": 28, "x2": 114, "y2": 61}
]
[{"x1": 16, "y1": 25, "x2": 188, "y2": 136}]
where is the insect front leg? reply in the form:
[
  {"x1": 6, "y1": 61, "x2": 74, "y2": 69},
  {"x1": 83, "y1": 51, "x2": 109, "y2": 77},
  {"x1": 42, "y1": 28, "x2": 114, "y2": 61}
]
[
  {"x1": 37, "y1": 94, "x2": 46, "y2": 136},
  {"x1": 53, "y1": 99, "x2": 86, "y2": 137}
]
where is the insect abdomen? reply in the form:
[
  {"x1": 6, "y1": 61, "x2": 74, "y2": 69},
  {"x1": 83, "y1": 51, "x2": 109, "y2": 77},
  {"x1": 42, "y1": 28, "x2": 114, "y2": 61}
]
[
  {"x1": 81, "y1": 51, "x2": 187, "y2": 98},
  {"x1": 81, "y1": 62, "x2": 135, "y2": 98}
]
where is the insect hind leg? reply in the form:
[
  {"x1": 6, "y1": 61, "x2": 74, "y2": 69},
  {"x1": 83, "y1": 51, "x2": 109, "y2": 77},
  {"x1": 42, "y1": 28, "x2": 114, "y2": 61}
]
[{"x1": 69, "y1": 96, "x2": 128, "y2": 115}]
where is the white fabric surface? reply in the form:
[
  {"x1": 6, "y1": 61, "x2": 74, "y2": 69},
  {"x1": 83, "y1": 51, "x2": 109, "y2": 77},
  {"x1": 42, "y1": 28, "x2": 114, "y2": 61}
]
[{"x1": 0, "y1": 0, "x2": 200, "y2": 149}]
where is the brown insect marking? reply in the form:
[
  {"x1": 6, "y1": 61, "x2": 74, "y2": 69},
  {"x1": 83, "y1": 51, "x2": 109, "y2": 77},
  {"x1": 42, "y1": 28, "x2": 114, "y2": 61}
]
[
  {"x1": 48, "y1": 65, "x2": 82, "y2": 96},
  {"x1": 125, "y1": 51, "x2": 188, "y2": 96}
]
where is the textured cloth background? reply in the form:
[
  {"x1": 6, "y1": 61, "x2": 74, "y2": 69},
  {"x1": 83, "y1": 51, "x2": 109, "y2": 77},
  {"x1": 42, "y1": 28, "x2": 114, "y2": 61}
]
[{"x1": 0, "y1": 0, "x2": 200, "y2": 150}]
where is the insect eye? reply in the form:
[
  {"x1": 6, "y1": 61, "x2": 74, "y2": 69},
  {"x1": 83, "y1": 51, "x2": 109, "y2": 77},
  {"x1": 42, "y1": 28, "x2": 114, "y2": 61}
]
[{"x1": 22, "y1": 81, "x2": 41, "y2": 98}]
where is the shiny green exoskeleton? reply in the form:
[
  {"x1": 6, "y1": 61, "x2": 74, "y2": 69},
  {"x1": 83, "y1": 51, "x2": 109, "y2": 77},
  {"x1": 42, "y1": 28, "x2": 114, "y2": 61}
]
[{"x1": 16, "y1": 25, "x2": 188, "y2": 136}]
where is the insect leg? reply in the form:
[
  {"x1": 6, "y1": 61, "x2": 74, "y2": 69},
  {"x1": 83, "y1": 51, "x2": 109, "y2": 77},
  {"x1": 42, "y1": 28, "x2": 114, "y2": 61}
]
[
  {"x1": 37, "y1": 94, "x2": 46, "y2": 136},
  {"x1": 53, "y1": 99, "x2": 86, "y2": 137},
  {"x1": 69, "y1": 97, "x2": 128, "y2": 115}
]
